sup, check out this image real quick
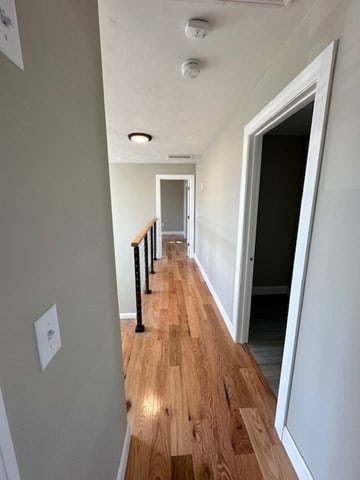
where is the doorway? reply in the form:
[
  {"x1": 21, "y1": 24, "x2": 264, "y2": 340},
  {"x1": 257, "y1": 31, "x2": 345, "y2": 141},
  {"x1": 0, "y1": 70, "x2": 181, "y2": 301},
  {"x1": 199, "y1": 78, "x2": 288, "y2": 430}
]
[
  {"x1": 160, "y1": 179, "x2": 189, "y2": 254},
  {"x1": 155, "y1": 174, "x2": 195, "y2": 259},
  {"x1": 161, "y1": 179, "x2": 187, "y2": 235},
  {"x1": 231, "y1": 42, "x2": 337, "y2": 454},
  {"x1": 248, "y1": 103, "x2": 313, "y2": 395}
]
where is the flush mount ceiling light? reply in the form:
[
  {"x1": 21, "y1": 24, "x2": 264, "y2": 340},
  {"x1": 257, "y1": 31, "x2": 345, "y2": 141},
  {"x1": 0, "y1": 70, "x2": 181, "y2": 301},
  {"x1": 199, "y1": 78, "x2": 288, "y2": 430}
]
[{"x1": 128, "y1": 132, "x2": 152, "y2": 143}]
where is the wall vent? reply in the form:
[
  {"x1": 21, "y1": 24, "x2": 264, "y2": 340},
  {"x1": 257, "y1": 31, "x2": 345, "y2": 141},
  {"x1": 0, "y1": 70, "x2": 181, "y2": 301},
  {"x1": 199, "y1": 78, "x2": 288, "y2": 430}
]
[
  {"x1": 170, "y1": 0, "x2": 293, "y2": 6},
  {"x1": 167, "y1": 154, "x2": 194, "y2": 161},
  {"x1": 216, "y1": 0, "x2": 293, "y2": 5}
]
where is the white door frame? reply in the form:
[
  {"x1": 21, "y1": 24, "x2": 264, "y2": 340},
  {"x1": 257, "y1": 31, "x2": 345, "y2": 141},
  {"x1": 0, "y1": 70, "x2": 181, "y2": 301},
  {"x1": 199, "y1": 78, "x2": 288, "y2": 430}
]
[
  {"x1": 0, "y1": 388, "x2": 21, "y2": 480},
  {"x1": 155, "y1": 174, "x2": 195, "y2": 259},
  {"x1": 184, "y1": 181, "x2": 190, "y2": 242},
  {"x1": 231, "y1": 41, "x2": 337, "y2": 445}
]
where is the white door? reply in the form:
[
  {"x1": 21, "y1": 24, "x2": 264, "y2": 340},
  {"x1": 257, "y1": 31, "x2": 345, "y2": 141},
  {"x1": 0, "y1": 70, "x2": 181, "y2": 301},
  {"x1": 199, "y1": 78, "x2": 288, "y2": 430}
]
[
  {"x1": 185, "y1": 182, "x2": 191, "y2": 256},
  {"x1": 0, "y1": 453, "x2": 8, "y2": 480},
  {"x1": 183, "y1": 181, "x2": 188, "y2": 242},
  {"x1": 0, "y1": 389, "x2": 21, "y2": 480}
]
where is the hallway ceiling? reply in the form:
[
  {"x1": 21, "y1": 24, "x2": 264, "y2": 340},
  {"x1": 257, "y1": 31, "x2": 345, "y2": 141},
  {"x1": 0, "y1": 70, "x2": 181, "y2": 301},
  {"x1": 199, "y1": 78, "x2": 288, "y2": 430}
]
[{"x1": 99, "y1": 0, "x2": 308, "y2": 163}]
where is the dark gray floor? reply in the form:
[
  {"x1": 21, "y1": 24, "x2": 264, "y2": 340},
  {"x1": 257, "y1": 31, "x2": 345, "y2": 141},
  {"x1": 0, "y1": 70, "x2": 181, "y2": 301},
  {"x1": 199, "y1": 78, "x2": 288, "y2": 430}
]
[{"x1": 247, "y1": 294, "x2": 288, "y2": 396}]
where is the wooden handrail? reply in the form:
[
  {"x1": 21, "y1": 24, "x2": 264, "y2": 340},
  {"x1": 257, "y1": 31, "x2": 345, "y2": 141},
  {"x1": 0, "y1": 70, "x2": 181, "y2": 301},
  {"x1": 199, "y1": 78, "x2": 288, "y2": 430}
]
[
  {"x1": 131, "y1": 217, "x2": 157, "y2": 247},
  {"x1": 131, "y1": 218, "x2": 158, "y2": 333}
]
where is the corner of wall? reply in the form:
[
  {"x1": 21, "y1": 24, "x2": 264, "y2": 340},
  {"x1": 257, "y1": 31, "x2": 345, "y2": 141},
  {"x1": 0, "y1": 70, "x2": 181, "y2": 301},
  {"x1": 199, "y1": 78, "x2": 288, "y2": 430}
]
[{"x1": 193, "y1": 254, "x2": 236, "y2": 341}]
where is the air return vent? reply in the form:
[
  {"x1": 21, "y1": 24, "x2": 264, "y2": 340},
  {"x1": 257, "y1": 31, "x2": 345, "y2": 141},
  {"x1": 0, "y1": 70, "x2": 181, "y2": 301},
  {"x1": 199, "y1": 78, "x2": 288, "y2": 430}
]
[
  {"x1": 170, "y1": 0, "x2": 292, "y2": 6},
  {"x1": 167, "y1": 154, "x2": 194, "y2": 161},
  {"x1": 216, "y1": 0, "x2": 293, "y2": 5}
]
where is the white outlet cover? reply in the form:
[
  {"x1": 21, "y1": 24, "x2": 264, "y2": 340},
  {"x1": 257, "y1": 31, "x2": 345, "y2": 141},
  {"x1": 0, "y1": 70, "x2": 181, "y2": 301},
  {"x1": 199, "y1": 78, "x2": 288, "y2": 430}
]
[
  {"x1": 0, "y1": 0, "x2": 23, "y2": 70},
  {"x1": 34, "y1": 305, "x2": 62, "y2": 371}
]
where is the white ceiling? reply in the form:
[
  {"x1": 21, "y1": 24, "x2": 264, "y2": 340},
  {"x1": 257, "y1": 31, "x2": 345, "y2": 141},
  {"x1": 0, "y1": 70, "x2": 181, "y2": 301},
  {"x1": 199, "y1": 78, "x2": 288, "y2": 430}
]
[{"x1": 98, "y1": 0, "x2": 308, "y2": 163}]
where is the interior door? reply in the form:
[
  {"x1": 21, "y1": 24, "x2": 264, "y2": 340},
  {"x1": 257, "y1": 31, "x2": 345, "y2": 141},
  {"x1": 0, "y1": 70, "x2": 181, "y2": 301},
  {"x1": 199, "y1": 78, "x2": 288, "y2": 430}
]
[
  {"x1": 183, "y1": 181, "x2": 188, "y2": 242},
  {"x1": 0, "y1": 388, "x2": 20, "y2": 480},
  {"x1": 186, "y1": 182, "x2": 191, "y2": 256}
]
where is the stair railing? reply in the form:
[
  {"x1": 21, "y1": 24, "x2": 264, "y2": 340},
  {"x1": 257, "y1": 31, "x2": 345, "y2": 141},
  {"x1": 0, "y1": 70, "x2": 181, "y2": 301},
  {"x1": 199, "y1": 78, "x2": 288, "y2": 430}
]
[{"x1": 131, "y1": 218, "x2": 157, "y2": 332}]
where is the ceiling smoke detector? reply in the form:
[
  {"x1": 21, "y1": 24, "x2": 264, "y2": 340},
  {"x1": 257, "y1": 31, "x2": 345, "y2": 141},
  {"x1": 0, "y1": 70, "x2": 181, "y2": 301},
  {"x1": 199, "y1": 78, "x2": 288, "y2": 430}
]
[
  {"x1": 181, "y1": 59, "x2": 201, "y2": 79},
  {"x1": 185, "y1": 19, "x2": 209, "y2": 40}
]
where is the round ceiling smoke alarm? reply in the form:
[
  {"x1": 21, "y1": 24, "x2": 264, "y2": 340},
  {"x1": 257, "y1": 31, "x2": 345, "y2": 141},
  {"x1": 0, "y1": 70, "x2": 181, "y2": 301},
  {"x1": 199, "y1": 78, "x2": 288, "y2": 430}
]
[{"x1": 181, "y1": 59, "x2": 201, "y2": 79}]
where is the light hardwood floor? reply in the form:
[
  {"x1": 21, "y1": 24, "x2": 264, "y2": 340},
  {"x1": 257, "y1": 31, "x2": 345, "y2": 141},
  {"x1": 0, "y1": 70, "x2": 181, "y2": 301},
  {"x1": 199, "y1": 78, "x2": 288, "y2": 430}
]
[{"x1": 121, "y1": 236, "x2": 298, "y2": 479}]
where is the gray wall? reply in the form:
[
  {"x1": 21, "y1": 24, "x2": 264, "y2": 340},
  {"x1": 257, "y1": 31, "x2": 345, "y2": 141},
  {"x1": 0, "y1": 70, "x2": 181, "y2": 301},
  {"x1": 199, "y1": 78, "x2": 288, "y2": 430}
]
[
  {"x1": 196, "y1": 0, "x2": 360, "y2": 478},
  {"x1": 110, "y1": 163, "x2": 195, "y2": 314},
  {"x1": 0, "y1": 1, "x2": 127, "y2": 479},
  {"x1": 253, "y1": 135, "x2": 307, "y2": 287},
  {"x1": 161, "y1": 180, "x2": 185, "y2": 232}
]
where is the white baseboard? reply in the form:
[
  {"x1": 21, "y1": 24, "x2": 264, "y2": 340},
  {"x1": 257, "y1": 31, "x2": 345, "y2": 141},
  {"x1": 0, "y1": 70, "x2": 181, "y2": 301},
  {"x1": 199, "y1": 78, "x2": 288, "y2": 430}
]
[
  {"x1": 282, "y1": 427, "x2": 314, "y2": 480},
  {"x1": 162, "y1": 231, "x2": 185, "y2": 236},
  {"x1": 193, "y1": 254, "x2": 236, "y2": 341},
  {"x1": 116, "y1": 423, "x2": 131, "y2": 480},
  {"x1": 252, "y1": 285, "x2": 290, "y2": 295},
  {"x1": 120, "y1": 313, "x2": 136, "y2": 320}
]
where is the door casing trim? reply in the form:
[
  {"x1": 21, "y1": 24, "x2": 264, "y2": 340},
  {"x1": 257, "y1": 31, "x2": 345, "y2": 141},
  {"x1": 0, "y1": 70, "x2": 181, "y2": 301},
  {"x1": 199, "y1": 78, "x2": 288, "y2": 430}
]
[
  {"x1": 231, "y1": 41, "x2": 338, "y2": 445},
  {"x1": 155, "y1": 174, "x2": 195, "y2": 259}
]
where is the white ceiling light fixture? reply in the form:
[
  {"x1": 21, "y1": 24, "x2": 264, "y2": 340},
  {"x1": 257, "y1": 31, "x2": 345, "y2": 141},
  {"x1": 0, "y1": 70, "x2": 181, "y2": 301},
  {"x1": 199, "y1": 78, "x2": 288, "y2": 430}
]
[
  {"x1": 181, "y1": 59, "x2": 201, "y2": 79},
  {"x1": 128, "y1": 132, "x2": 152, "y2": 143},
  {"x1": 185, "y1": 19, "x2": 209, "y2": 40}
]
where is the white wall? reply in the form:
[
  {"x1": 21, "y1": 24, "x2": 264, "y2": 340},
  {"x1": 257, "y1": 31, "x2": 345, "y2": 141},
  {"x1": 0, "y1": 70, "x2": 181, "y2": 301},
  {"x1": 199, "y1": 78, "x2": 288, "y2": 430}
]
[
  {"x1": 195, "y1": 0, "x2": 360, "y2": 478},
  {"x1": 0, "y1": 1, "x2": 127, "y2": 479},
  {"x1": 110, "y1": 163, "x2": 195, "y2": 314}
]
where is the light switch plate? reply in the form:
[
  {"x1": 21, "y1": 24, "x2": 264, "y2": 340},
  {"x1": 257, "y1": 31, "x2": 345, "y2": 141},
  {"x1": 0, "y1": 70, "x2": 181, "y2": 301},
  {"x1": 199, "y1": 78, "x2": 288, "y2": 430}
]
[
  {"x1": 34, "y1": 305, "x2": 62, "y2": 371},
  {"x1": 0, "y1": 0, "x2": 23, "y2": 70}
]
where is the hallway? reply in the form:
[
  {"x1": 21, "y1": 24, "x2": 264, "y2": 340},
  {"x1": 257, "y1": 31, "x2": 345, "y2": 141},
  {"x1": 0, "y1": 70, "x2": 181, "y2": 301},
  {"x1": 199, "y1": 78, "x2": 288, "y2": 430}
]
[{"x1": 121, "y1": 237, "x2": 297, "y2": 479}]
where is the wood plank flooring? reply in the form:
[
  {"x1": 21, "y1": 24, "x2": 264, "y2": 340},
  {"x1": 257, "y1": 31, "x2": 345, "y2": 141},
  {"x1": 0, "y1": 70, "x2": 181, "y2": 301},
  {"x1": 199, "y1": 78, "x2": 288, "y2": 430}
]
[
  {"x1": 121, "y1": 236, "x2": 298, "y2": 479},
  {"x1": 248, "y1": 295, "x2": 288, "y2": 395}
]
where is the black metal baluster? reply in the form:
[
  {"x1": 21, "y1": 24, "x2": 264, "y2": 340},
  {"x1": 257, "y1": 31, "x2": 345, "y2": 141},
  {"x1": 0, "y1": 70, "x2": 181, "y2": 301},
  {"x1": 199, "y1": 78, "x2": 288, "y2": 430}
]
[
  {"x1": 144, "y1": 233, "x2": 152, "y2": 294},
  {"x1": 150, "y1": 225, "x2": 155, "y2": 274},
  {"x1": 153, "y1": 220, "x2": 157, "y2": 260},
  {"x1": 133, "y1": 246, "x2": 144, "y2": 332}
]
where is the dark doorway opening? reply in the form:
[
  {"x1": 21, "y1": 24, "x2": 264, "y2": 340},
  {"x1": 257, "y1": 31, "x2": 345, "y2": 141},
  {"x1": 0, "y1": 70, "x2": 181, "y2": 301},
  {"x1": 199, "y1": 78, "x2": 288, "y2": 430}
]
[{"x1": 248, "y1": 101, "x2": 314, "y2": 395}]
